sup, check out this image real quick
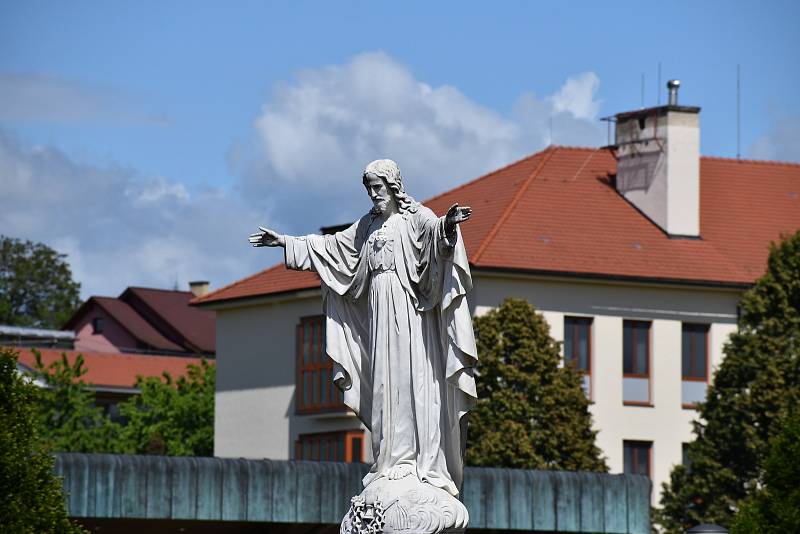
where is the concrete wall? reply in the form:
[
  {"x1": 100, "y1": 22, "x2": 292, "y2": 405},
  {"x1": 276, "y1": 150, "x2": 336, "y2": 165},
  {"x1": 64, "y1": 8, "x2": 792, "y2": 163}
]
[{"x1": 211, "y1": 272, "x2": 741, "y2": 503}]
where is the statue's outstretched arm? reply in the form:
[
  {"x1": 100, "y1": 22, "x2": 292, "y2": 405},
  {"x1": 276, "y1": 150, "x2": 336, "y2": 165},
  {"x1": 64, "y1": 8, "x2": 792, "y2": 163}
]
[
  {"x1": 249, "y1": 226, "x2": 286, "y2": 248},
  {"x1": 444, "y1": 203, "x2": 472, "y2": 237}
]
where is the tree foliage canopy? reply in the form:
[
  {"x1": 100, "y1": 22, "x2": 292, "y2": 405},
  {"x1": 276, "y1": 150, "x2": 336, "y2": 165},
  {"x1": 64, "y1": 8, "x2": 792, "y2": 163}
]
[
  {"x1": 29, "y1": 349, "x2": 214, "y2": 457},
  {"x1": 658, "y1": 231, "x2": 800, "y2": 532},
  {"x1": 731, "y1": 414, "x2": 800, "y2": 534},
  {"x1": 465, "y1": 298, "x2": 607, "y2": 471},
  {"x1": 0, "y1": 235, "x2": 82, "y2": 329},
  {"x1": 0, "y1": 348, "x2": 86, "y2": 533},
  {"x1": 32, "y1": 350, "x2": 119, "y2": 453},
  {"x1": 117, "y1": 359, "x2": 215, "y2": 456}
]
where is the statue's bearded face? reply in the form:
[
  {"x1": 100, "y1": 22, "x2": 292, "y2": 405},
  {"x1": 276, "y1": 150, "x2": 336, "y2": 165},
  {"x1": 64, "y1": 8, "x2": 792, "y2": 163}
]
[{"x1": 364, "y1": 173, "x2": 394, "y2": 213}]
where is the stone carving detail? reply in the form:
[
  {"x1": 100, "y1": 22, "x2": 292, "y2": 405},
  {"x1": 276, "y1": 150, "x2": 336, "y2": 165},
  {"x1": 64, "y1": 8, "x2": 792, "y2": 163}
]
[
  {"x1": 342, "y1": 495, "x2": 386, "y2": 534},
  {"x1": 341, "y1": 476, "x2": 468, "y2": 534}
]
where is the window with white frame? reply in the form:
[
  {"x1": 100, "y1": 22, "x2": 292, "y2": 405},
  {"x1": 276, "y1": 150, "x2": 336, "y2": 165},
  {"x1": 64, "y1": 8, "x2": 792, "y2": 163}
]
[
  {"x1": 681, "y1": 323, "x2": 709, "y2": 407},
  {"x1": 564, "y1": 316, "x2": 592, "y2": 397},
  {"x1": 622, "y1": 320, "x2": 651, "y2": 405}
]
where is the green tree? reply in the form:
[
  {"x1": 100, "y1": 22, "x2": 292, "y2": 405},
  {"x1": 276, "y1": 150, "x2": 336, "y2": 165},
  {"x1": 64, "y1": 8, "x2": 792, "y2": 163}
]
[
  {"x1": 465, "y1": 298, "x2": 607, "y2": 471},
  {"x1": 731, "y1": 414, "x2": 800, "y2": 534},
  {"x1": 0, "y1": 348, "x2": 86, "y2": 533},
  {"x1": 31, "y1": 349, "x2": 120, "y2": 453},
  {"x1": 658, "y1": 231, "x2": 800, "y2": 532},
  {"x1": 117, "y1": 359, "x2": 215, "y2": 456},
  {"x1": 0, "y1": 235, "x2": 82, "y2": 329}
]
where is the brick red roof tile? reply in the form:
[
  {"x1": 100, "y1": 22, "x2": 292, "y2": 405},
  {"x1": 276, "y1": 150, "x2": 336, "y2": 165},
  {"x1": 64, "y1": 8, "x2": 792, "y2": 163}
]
[
  {"x1": 195, "y1": 146, "x2": 800, "y2": 305},
  {"x1": 122, "y1": 287, "x2": 216, "y2": 353},
  {"x1": 15, "y1": 347, "x2": 204, "y2": 389},
  {"x1": 91, "y1": 297, "x2": 185, "y2": 352}
]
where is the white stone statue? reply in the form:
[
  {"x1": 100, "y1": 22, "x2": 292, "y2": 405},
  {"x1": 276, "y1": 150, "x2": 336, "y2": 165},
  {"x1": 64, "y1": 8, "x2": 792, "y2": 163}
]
[{"x1": 249, "y1": 159, "x2": 478, "y2": 533}]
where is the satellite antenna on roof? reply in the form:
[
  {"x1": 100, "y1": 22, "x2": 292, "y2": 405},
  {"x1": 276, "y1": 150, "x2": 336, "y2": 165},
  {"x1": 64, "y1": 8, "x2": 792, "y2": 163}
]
[
  {"x1": 737, "y1": 64, "x2": 741, "y2": 160},
  {"x1": 641, "y1": 73, "x2": 645, "y2": 109},
  {"x1": 657, "y1": 61, "x2": 662, "y2": 105}
]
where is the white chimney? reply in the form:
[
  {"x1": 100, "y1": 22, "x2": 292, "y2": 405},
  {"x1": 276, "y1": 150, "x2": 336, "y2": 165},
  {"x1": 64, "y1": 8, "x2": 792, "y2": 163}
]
[
  {"x1": 189, "y1": 280, "x2": 209, "y2": 297},
  {"x1": 614, "y1": 80, "x2": 701, "y2": 237}
]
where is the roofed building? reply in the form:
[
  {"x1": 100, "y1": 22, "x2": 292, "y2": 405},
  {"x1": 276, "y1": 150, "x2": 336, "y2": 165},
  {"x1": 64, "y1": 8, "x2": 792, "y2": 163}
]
[
  {"x1": 14, "y1": 347, "x2": 205, "y2": 418},
  {"x1": 64, "y1": 284, "x2": 216, "y2": 357},
  {"x1": 192, "y1": 86, "x2": 800, "y2": 501}
]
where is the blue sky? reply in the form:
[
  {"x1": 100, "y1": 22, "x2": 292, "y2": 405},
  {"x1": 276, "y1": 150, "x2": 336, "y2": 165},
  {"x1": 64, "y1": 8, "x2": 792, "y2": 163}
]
[{"x1": 1, "y1": 1, "x2": 798, "y2": 298}]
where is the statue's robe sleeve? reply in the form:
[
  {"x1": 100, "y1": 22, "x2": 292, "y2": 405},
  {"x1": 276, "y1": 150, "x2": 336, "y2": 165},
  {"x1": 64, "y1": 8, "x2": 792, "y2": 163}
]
[
  {"x1": 284, "y1": 216, "x2": 375, "y2": 423},
  {"x1": 397, "y1": 206, "x2": 478, "y2": 488},
  {"x1": 285, "y1": 207, "x2": 478, "y2": 487}
]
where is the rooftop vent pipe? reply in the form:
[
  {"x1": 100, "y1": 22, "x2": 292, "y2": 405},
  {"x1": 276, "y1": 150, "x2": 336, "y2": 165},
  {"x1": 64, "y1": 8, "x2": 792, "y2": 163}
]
[{"x1": 667, "y1": 79, "x2": 680, "y2": 106}]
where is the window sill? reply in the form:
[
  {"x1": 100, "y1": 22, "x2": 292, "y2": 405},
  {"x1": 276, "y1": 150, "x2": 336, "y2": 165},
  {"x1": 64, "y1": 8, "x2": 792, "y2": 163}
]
[
  {"x1": 681, "y1": 404, "x2": 699, "y2": 410},
  {"x1": 623, "y1": 401, "x2": 654, "y2": 408},
  {"x1": 296, "y1": 407, "x2": 355, "y2": 419}
]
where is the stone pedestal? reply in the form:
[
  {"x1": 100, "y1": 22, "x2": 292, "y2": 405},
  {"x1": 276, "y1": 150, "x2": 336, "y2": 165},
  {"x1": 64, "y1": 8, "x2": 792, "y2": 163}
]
[{"x1": 340, "y1": 476, "x2": 468, "y2": 534}]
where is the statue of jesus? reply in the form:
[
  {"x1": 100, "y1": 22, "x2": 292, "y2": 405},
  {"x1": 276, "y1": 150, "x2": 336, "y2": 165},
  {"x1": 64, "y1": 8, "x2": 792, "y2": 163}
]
[{"x1": 250, "y1": 159, "x2": 477, "y2": 533}]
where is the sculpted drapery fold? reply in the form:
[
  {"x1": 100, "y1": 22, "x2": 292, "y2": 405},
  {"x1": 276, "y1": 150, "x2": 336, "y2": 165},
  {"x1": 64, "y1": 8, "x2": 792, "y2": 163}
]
[{"x1": 284, "y1": 205, "x2": 477, "y2": 495}]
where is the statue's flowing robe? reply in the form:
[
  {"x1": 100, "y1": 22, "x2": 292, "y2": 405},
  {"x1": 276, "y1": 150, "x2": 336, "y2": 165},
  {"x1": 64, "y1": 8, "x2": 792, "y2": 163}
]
[{"x1": 284, "y1": 205, "x2": 477, "y2": 496}]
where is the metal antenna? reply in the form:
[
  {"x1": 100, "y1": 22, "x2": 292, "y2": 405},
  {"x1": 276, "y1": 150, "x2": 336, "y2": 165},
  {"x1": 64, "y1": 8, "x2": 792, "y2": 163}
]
[
  {"x1": 641, "y1": 73, "x2": 645, "y2": 108},
  {"x1": 657, "y1": 61, "x2": 662, "y2": 105},
  {"x1": 737, "y1": 64, "x2": 741, "y2": 160}
]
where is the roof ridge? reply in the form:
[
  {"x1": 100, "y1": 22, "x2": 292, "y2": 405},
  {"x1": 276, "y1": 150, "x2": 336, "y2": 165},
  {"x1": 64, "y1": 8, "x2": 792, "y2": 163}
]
[
  {"x1": 701, "y1": 155, "x2": 800, "y2": 168},
  {"x1": 422, "y1": 146, "x2": 556, "y2": 205},
  {"x1": 192, "y1": 262, "x2": 285, "y2": 305},
  {"x1": 548, "y1": 144, "x2": 600, "y2": 152},
  {"x1": 91, "y1": 297, "x2": 167, "y2": 348},
  {"x1": 565, "y1": 151, "x2": 598, "y2": 182},
  {"x1": 127, "y1": 286, "x2": 192, "y2": 295},
  {"x1": 473, "y1": 146, "x2": 559, "y2": 263}
]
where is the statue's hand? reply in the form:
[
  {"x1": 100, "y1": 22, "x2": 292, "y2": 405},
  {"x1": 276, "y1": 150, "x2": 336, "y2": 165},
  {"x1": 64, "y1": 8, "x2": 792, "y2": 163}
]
[
  {"x1": 249, "y1": 226, "x2": 286, "y2": 248},
  {"x1": 445, "y1": 203, "x2": 472, "y2": 234}
]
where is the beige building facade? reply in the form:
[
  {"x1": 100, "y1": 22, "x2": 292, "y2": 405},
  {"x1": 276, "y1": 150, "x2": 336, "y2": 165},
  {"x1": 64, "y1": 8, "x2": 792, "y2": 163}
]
[{"x1": 197, "y1": 91, "x2": 799, "y2": 503}]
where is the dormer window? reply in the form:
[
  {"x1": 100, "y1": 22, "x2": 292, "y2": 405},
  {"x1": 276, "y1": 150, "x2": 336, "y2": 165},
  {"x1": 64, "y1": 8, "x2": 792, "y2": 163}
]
[{"x1": 92, "y1": 317, "x2": 104, "y2": 334}]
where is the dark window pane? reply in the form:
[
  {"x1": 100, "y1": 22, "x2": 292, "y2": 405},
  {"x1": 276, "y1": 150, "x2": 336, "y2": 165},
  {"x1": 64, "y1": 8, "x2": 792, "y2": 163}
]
[
  {"x1": 337, "y1": 435, "x2": 345, "y2": 462},
  {"x1": 624, "y1": 443, "x2": 632, "y2": 474},
  {"x1": 351, "y1": 437, "x2": 363, "y2": 463},
  {"x1": 682, "y1": 324, "x2": 708, "y2": 379},
  {"x1": 303, "y1": 372, "x2": 311, "y2": 407},
  {"x1": 304, "y1": 324, "x2": 311, "y2": 364},
  {"x1": 694, "y1": 327, "x2": 707, "y2": 379},
  {"x1": 564, "y1": 319, "x2": 574, "y2": 367},
  {"x1": 577, "y1": 321, "x2": 589, "y2": 371},
  {"x1": 623, "y1": 321, "x2": 633, "y2": 373},
  {"x1": 321, "y1": 368, "x2": 329, "y2": 405},
  {"x1": 636, "y1": 323, "x2": 648, "y2": 374},
  {"x1": 624, "y1": 441, "x2": 651, "y2": 478},
  {"x1": 682, "y1": 325, "x2": 692, "y2": 378}
]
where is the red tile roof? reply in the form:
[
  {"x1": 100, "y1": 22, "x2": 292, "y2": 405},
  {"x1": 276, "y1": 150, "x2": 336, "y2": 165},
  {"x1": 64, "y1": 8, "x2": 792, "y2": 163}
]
[
  {"x1": 122, "y1": 287, "x2": 216, "y2": 354},
  {"x1": 194, "y1": 146, "x2": 800, "y2": 305},
  {"x1": 14, "y1": 347, "x2": 204, "y2": 389},
  {"x1": 91, "y1": 297, "x2": 185, "y2": 352}
]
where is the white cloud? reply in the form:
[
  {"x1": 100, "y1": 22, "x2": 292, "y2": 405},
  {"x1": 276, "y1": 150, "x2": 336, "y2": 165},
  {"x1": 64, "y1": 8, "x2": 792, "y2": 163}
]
[
  {"x1": 0, "y1": 73, "x2": 169, "y2": 124},
  {"x1": 241, "y1": 52, "x2": 605, "y2": 234},
  {"x1": 749, "y1": 117, "x2": 800, "y2": 163},
  {"x1": 0, "y1": 52, "x2": 606, "y2": 299},
  {"x1": 547, "y1": 72, "x2": 601, "y2": 120},
  {"x1": 0, "y1": 130, "x2": 268, "y2": 299}
]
